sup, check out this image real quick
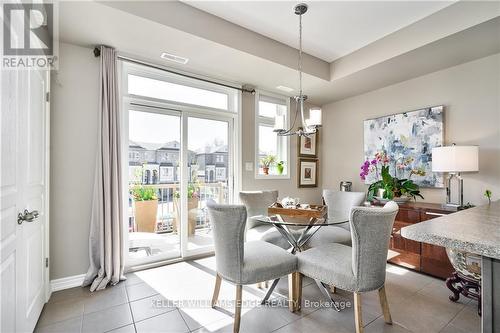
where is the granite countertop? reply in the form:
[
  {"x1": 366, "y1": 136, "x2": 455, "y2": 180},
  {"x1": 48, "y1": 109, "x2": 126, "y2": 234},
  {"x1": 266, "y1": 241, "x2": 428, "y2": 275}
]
[{"x1": 401, "y1": 200, "x2": 500, "y2": 260}]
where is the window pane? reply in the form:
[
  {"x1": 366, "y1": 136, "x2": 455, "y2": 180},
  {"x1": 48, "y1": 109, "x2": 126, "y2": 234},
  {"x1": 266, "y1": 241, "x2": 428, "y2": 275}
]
[
  {"x1": 127, "y1": 110, "x2": 182, "y2": 266},
  {"x1": 258, "y1": 125, "x2": 278, "y2": 158},
  {"x1": 258, "y1": 101, "x2": 278, "y2": 118},
  {"x1": 187, "y1": 117, "x2": 229, "y2": 251},
  {"x1": 257, "y1": 94, "x2": 288, "y2": 176},
  {"x1": 128, "y1": 74, "x2": 228, "y2": 110}
]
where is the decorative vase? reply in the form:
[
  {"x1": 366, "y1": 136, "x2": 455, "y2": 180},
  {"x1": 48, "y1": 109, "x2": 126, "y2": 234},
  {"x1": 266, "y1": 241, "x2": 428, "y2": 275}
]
[
  {"x1": 445, "y1": 248, "x2": 481, "y2": 314},
  {"x1": 263, "y1": 166, "x2": 269, "y2": 175},
  {"x1": 277, "y1": 164, "x2": 284, "y2": 175},
  {"x1": 446, "y1": 248, "x2": 482, "y2": 281},
  {"x1": 134, "y1": 199, "x2": 158, "y2": 233}
]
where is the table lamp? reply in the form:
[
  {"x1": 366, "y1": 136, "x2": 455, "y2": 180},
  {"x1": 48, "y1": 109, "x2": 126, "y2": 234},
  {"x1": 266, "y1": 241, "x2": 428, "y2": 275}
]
[{"x1": 432, "y1": 145, "x2": 479, "y2": 208}]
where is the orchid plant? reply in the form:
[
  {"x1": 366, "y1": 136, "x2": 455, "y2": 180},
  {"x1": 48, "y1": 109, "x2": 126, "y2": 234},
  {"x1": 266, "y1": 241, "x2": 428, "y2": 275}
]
[{"x1": 360, "y1": 151, "x2": 425, "y2": 201}]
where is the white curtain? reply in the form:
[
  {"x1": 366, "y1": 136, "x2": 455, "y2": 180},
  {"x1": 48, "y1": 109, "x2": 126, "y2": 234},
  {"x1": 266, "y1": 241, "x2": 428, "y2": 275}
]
[{"x1": 83, "y1": 45, "x2": 124, "y2": 291}]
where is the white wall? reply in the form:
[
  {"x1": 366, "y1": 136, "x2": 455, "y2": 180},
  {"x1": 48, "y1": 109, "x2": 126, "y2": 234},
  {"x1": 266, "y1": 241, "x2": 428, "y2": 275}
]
[
  {"x1": 321, "y1": 54, "x2": 500, "y2": 205},
  {"x1": 50, "y1": 43, "x2": 99, "y2": 279}
]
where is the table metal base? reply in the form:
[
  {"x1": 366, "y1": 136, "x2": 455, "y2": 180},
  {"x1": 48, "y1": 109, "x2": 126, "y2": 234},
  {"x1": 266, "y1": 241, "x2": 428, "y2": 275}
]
[
  {"x1": 261, "y1": 278, "x2": 280, "y2": 305},
  {"x1": 260, "y1": 215, "x2": 342, "y2": 311}
]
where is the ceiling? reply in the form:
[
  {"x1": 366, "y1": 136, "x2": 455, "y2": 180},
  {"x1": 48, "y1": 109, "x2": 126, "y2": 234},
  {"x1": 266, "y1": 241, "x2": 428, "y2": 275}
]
[
  {"x1": 186, "y1": 1, "x2": 453, "y2": 62},
  {"x1": 58, "y1": 1, "x2": 500, "y2": 105}
]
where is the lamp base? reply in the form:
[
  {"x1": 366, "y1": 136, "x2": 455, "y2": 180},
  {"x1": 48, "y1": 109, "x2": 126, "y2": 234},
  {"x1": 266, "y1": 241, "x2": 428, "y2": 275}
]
[{"x1": 445, "y1": 173, "x2": 464, "y2": 208}]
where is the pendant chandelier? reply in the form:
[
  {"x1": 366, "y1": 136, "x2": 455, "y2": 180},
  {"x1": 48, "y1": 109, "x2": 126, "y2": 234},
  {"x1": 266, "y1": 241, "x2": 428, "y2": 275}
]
[{"x1": 274, "y1": 3, "x2": 322, "y2": 137}]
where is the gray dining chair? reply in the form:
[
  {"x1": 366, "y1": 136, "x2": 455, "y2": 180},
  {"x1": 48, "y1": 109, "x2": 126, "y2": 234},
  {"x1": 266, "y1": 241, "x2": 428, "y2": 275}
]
[
  {"x1": 207, "y1": 203, "x2": 297, "y2": 333},
  {"x1": 296, "y1": 201, "x2": 399, "y2": 333},
  {"x1": 239, "y1": 190, "x2": 290, "y2": 249},
  {"x1": 307, "y1": 190, "x2": 366, "y2": 247}
]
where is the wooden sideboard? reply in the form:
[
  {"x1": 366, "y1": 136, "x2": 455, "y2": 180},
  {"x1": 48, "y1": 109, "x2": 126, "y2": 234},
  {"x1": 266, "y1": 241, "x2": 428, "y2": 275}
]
[{"x1": 387, "y1": 202, "x2": 455, "y2": 279}]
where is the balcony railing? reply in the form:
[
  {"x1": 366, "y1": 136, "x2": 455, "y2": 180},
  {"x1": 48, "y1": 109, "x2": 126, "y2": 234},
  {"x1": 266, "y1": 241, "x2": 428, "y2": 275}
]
[{"x1": 128, "y1": 182, "x2": 227, "y2": 234}]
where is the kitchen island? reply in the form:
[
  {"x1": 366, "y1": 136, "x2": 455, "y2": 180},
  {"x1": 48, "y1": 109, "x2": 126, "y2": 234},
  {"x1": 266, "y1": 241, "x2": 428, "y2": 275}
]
[{"x1": 401, "y1": 201, "x2": 500, "y2": 333}]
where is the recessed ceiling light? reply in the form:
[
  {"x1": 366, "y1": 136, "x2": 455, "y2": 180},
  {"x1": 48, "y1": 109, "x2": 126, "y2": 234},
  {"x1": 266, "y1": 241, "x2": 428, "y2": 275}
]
[
  {"x1": 276, "y1": 85, "x2": 294, "y2": 93},
  {"x1": 160, "y1": 52, "x2": 189, "y2": 65}
]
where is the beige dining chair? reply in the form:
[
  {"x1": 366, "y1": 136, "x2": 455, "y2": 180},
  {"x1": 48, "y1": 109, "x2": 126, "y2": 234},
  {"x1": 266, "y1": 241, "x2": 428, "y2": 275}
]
[
  {"x1": 207, "y1": 203, "x2": 297, "y2": 333},
  {"x1": 295, "y1": 201, "x2": 399, "y2": 333},
  {"x1": 239, "y1": 190, "x2": 291, "y2": 249},
  {"x1": 307, "y1": 190, "x2": 366, "y2": 247}
]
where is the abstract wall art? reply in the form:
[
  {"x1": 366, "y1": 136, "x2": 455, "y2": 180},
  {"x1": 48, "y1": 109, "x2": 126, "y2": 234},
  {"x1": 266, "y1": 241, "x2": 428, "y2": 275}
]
[{"x1": 363, "y1": 106, "x2": 444, "y2": 188}]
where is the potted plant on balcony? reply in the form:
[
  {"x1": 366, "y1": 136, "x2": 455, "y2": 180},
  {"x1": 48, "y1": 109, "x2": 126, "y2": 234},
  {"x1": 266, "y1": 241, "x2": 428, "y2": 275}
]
[
  {"x1": 360, "y1": 151, "x2": 424, "y2": 203},
  {"x1": 173, "y1": 183, "x2": 200, "y2": 236},
  {"x1": 132, "y1": 186, "x2": 158, "y2": 233},
  {"x1": 260, "y1": 155, "x2": 276, "y2": 175}
]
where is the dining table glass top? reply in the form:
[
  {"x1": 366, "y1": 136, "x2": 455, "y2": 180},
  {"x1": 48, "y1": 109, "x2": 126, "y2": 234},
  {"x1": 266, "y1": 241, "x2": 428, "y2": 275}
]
[{"x1": 252, "y1": 210, "x2": 349, "y2": 226}]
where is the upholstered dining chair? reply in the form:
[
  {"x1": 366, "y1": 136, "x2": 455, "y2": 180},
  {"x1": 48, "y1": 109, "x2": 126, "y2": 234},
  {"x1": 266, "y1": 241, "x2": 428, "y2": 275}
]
[
  {"x1": 239, "y1": 190, "x2": 290, "y2": 249},
  {"x1": 307, "y1": 190, "x2": 366, "y2": 247},
  {"x1": 207, "y1": 204, "x2": 297, "y2": 333},
  {"x1": 296, "y1": 201, "x2": 399, "y2": 333}
]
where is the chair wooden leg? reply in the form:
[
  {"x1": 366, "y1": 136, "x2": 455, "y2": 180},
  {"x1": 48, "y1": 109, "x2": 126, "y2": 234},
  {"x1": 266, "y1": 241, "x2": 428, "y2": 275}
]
[
  {"x1": 296, "y1": 274, "x2": 302, "y2": 311},
  {"x1": 234, "y1": 285, "x2": 243, "y2": 333},
  {"x1": 354, "y1": 292, "x2": 363, "y2": 333},
  {"x1": 288, "y1": 272, "x2": 302, "y2": 312},
  {"x1": 378, "y1": 285, "x2": 393, "y2": 324},
  {"x1": 211, "y1": 274, "x2": 222, "y2": 308}
]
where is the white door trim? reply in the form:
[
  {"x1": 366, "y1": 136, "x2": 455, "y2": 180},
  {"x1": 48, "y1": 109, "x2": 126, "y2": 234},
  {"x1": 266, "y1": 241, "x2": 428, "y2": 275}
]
[{"x1": 44, "y1": 71, "x2": 51, "y2": 302}]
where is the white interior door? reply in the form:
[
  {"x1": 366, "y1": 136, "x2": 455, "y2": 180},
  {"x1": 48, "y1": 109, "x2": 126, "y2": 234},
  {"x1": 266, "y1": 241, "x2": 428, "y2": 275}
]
[{"x1": 1, "y1": 67, "x2": 49, "y2": 333}]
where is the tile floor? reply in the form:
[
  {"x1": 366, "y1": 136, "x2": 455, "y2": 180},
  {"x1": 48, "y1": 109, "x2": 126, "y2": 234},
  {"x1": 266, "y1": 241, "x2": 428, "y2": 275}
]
[{"x1": 35, "y1": 258, "x2": 480, "y2": 333}]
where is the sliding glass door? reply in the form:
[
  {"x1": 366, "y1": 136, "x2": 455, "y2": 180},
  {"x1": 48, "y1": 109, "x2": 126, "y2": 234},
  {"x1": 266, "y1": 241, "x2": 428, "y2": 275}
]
[
  {"x1": 122, "y1": 61, "x2": 239, "y2": 269},
  {"x1": 185, "y1": 116, "x2": 231, "y2": 254},
  {"x1": 125, "y1": 107, "x2": 235, "y2": 267},
  {"x1": 127, "y1": 108, "x2": 182, "y2": 267}
]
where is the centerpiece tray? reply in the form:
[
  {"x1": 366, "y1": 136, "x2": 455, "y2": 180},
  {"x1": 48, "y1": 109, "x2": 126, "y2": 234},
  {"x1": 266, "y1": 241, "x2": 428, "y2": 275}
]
[{"x1": 268, "y1": 202, "x2": 327, "y2": 219}]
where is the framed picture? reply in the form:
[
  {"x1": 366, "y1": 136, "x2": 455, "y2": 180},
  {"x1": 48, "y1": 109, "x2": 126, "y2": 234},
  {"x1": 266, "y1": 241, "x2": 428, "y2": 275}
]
[
  {"x1": 298, "y1": 129, "x2": 318, "y2": 157},
  {"x1": 363, "y1": 105, "x2": 444, "y2": 188},
  {"x1": 298, "y1": 158, "x2": 318, "y2": 188}
]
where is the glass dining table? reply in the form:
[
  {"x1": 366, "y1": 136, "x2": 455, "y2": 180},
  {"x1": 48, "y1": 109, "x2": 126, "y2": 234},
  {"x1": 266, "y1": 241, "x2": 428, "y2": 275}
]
[{"x1": 252, "y1": 211, "x2": 349, "y2": 311}]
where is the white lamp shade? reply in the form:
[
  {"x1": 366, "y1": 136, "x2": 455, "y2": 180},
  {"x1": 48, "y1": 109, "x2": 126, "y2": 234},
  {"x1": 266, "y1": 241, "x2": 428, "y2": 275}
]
[
  {"x1": 307, "y1": 107, "x2": 322, "y2": 126},
  {"x1": 432, "y1": 146, "x2": 479, "y2": 172}
]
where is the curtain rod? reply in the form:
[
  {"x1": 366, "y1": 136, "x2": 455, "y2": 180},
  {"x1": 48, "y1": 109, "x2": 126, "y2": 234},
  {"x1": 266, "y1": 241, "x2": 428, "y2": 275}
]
[{"x1": 94, "y1": 47, "x2": 255, "y2": 95}]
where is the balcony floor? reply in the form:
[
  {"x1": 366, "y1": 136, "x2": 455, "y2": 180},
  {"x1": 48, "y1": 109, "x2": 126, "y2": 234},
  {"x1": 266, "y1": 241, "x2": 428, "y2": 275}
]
[{"x1": 128, "y1": 229, "x2": 213, "y2": 267}]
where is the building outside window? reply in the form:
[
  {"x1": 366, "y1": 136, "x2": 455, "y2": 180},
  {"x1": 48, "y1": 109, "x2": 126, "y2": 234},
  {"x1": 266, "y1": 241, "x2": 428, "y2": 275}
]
[
  {"x1": 160, "y1": 166, "x2": 175, "y2": 182},
  {"x1": 215, "y1": 167, "x2": 226, "y2": 181}
]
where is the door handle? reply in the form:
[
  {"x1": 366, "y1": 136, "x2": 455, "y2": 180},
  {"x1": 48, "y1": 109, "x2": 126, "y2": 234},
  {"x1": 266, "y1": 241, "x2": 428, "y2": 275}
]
[{"x1": 17, "y1": 209, "x2": 39, "y2": 225}]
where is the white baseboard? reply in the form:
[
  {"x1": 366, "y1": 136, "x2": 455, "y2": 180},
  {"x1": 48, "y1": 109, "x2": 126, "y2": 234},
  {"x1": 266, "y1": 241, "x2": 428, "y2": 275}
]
[{"x1": 50, "y1": 274, "x2": 86, "y2": 292}]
